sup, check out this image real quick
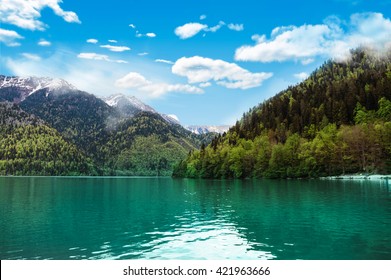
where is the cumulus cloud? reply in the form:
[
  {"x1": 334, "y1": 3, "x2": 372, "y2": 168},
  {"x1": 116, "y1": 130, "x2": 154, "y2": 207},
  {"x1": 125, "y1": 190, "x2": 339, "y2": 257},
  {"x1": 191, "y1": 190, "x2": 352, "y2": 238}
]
[
  {"x1": 0, "y1": 28, "x2": 23, "y2": 46},
  {"x1": 115, "y1": 72, "x2": 203, "y2": 98},
  {"x1": 294, "y1": 72, "x2": 309, "y2": 80},
  {"x1": 199, "y1": 82, "x2": 211, "y2": 88},
  {"x1": 200, "y1": 15, "x2": 207, "y2": 20},
  {"x1": 21, "y1": 53, "x2": 41, "y2": 61},
  {"x1": 115, "y1": 72, "x2": 150, "y2": 88},
  {"x1": 235, "y1": 12, "x2": 391, "y2": 63},
  {"x1": 172, "y1": 56, "x2": 273, "y2": 89},
  {"x1": 175, "y1": 23, "x2": 208, "y2": 39},
  {"x1": 155, "y1": 59, "x2": 174, "y2": 65},
  {"x1": 100, "y1": 44, "x2": 130, "y2": 52},
  {"x1": 77, "y1": 52, "x2": 128, "y2": 63},
  {"x1": 87, "y1": 38, "x2": 98, "y2": 44},
  {"x1": 228, "y1": 23, "x2": 244, "y2": 31},
  {"x1": 38, "y1": 39, "x2": 51, "y2": 46},
  {"x1": 108, "y1": 39, "x2": 117, "y2": 43},
  {"x1": 138, "y1": 52, "x2": 149, "y2": 56},
  {"x1": 0, "y1": 0, "x2": 80, "y2": 31},
  {"x1": 129, "y1": 24, "x2": 136, "y2": 29}
]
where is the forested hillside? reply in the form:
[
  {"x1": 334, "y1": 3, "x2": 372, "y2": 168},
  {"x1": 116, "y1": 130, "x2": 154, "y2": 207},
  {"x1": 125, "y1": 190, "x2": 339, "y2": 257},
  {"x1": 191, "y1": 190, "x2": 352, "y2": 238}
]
[
  {"x1": 173, "y1": 49, "x2": 391, "y2": 178},
  {"x1": 101, "y1": 111, "x2": 214, "y2": 175},
  {"x1": 0, "y1": 76, "x2": 213, "y2": 176},
  {"x1": 0, "y1": 102, "x2": 96, "y2": 175}
]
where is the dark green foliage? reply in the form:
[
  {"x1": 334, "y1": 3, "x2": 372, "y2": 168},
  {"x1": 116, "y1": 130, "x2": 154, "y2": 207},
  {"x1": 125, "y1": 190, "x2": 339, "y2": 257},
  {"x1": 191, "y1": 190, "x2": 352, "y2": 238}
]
[
  {"x1": 174, "y1": 49, "x2": 391, "y2": 178},
  {"x1": 19, "y1": 89, "x2": 117, "y2": 163},
  {"x1": 100, "y1": 112, "x2": 202, "y2": 175},
  {"x1": 0, "y1": 102, "x2": 96, "y2": 175},
  {"x1": 0, "y1": 78, "x2": 211, "y2": 176}
]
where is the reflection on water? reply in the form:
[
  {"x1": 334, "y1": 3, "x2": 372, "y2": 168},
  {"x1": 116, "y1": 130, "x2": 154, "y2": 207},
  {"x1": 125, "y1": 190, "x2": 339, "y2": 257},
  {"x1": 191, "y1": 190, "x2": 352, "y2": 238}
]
[{"x1": 0, "y1": 177, "x2": 390, "y2": 259}]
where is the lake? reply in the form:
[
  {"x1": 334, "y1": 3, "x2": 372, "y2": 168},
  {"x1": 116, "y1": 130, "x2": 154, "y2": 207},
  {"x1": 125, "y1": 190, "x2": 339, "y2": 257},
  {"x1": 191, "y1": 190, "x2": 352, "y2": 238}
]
[{"x1": 0, "y1": 177, "x2": 390, "y2": 260}]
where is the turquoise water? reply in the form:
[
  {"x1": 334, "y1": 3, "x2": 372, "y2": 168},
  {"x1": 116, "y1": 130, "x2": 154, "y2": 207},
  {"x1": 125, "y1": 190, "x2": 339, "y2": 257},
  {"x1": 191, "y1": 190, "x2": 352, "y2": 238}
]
[{"x1": 0, "y1": 177, "x2": 390, "y2": 260}]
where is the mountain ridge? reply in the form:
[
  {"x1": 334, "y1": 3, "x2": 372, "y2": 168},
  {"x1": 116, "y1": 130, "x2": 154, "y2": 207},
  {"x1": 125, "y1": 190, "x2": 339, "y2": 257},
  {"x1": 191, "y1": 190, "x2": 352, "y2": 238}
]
[
  {"x1": 0, "y1": 75, "x2": 213, "y2": 175},
  {"x1": 173, "y1": 49, "x2": 391, "y2": 179}
]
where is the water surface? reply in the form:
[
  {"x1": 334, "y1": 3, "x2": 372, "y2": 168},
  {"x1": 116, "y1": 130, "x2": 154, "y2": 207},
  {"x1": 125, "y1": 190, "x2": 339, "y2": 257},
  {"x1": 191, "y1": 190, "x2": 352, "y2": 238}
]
[{"x1": 0, "y1": 177, "x2": 390, "y2": 259}]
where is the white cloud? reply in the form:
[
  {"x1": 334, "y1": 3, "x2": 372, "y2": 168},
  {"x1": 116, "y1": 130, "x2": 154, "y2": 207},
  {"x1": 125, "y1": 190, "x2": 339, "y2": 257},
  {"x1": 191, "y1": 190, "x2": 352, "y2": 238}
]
[
  {"x1": 5, "y1": 50, "x2": 134, "y2": 97},
  {"x1": 115, "y1": 72, "x2": 203, "y2": 98},
  {"x1": 138, "y1": 52, "x2": 149, "y2": 56},
  {"x1": 146, "y1": 33, "x2": 156, "y2": 38},
  {"x1": 38, "y1": 39, "x2": 51, "y2": 46},
  {"x1": 21, "y1": 53, "x2": 41, "y2": 61},
  {"x1": 167, "y1": 114, "x2": 180, "y2": 122},
  {"x1": 175, "y1": 23, "x2": 208, "y2": 39},
  {"x1": 115, "y1": 72, "x2": 150, "y2": 88},
  {"x1": 294, "y1": 72, "x2": 309, "y2": 80},
  {"x1": 235, "y1": 12, "x2": 391, "y2": 63},
  {"x1": 206, "y1": 21, "x2": 225, "y2": 32},
  {"x1": 100, "y1": 44, "x2": 130, "y2": 52},
  {"x1": 200, "y1": 15, "x2": 207, "y2": 20},
  {"x1": 199, "y1": 82, "x2": 211, "y2": 88},
  {"x1": 172, "y1": 56, "x2": 273, "y2": 89},
  {"x1": 77, "y1": 52, "x2": 128, "y2": 64},
  {"x1": 175, "y1": 20, "x2": 245, "y2": 39},
  {"x1": 0, "y1": 28, "x2": 23, "y2": 46},
  {"x1": 155, "y1": 59, "x2": 174, "y2": 65},
  {"x1": 301, "y1": 58, "x2": 315, "y2": 65},
  {"x1": 135, "y1": 31, "x2": 157, "y2": 38},
  {"x1": 129, "y1": 24, "x2": 136, "y2": 29},
  {"x1": 228, "y1": 23, "x2": 244, "y2": 31},
  {"x1": 108, "y1": 39, "x2": 117, "y2": 43},
  {"x1": 87, "y1": 38, "x2": 98, "y2": 44},
  {"x1": 0, "y1": 0, "x2": 80, "y2": 31}
]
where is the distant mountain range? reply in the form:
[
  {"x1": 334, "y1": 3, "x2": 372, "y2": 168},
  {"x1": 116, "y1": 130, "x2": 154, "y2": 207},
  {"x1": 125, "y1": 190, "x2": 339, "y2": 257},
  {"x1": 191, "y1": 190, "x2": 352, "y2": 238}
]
[
  {"x1": 0, "y1": 75, "x2": 217, "y2": 175},
  {"x1": 185, "y1": 125, "x2": 230, "y2": 135},
  {"x1": 0, "y1": 75, "x2": 227, "y2": 131}
]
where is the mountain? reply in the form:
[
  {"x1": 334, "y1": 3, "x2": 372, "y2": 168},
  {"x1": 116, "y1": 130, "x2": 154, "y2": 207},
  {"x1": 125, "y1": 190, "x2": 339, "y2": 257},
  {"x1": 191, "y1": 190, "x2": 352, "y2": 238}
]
[
  {"x1": 103, "y1": 93, "x2": 181, "y2": 125},
  {"x1": 103, "y1": 93, "x2": 157, "y2": 116},
  {"x1": 0, "y1": 76, "x2": 118, "y2": 162},
  {"x1": 0, "y1": 102, "x2": 95, "y2": 175},
  {"x1": 185, "y1": 125, "x2": 230, "y2": 135},
  {"x1": 173, "y1": 49, "x2": 391, "y2": 179},
  {"x1": 0, "y1": 75, "x2": 77, "y2": 103},
  {"x1": 0, "y1": 75, "x2": 208, "y2": 175},
  {"x1": 103, "y1": 111, "x2": 207, "y2": 175}
]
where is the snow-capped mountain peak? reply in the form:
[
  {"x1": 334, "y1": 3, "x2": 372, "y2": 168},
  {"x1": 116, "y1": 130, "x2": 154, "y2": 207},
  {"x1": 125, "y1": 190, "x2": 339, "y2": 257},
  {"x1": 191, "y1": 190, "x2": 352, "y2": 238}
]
[
  {"x1": 0, "y1": 75, "x2": 77, "y2": 101},
  {"x1": 103, "y1": 93, "x2": 181, "y2": 125},
  {"x1": 103, "y1": 93, "x2": 157, "y2": 114}
]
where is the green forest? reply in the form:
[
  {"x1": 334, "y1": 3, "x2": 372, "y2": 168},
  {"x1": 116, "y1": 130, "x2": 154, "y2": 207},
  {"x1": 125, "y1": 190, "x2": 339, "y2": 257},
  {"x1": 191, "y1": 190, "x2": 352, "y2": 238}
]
[
  {"x1": 0, "y1": 100, "x2": 213, "y2": 176},
  {"x1": 0, "y1": 102, "x2": 96, "y2": 175},
  {"x1": 173, "y1": 49, "x2": 391, "y2": 178}
]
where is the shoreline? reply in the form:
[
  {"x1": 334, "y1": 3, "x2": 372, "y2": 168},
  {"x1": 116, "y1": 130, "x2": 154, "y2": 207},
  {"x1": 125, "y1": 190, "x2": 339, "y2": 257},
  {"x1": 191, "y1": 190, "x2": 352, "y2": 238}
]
[{"x1": 321, "y1": 174, "x2": 391, "y2": 180}]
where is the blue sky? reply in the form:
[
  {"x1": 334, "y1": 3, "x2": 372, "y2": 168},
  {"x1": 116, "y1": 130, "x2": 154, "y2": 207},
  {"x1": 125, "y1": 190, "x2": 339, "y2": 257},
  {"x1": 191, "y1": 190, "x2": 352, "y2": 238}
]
[{"x1": 1, "y1": 0, "x2": 391, "y2": 125}]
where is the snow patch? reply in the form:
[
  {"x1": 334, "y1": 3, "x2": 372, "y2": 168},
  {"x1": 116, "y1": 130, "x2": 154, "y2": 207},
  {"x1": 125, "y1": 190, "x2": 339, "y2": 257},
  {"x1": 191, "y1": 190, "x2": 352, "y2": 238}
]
[{"x1": 0, "y1": 75, "x2": 78, "y2": 100}]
